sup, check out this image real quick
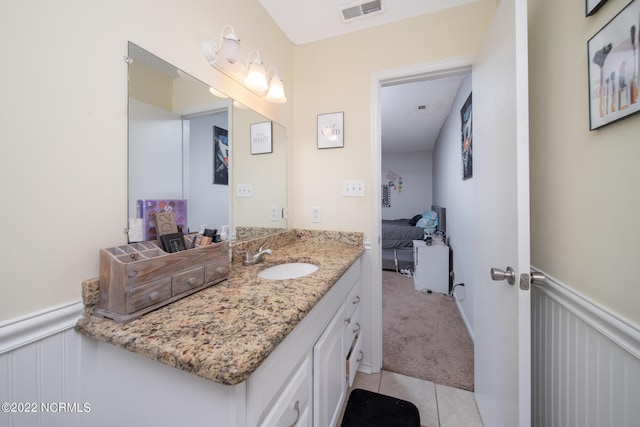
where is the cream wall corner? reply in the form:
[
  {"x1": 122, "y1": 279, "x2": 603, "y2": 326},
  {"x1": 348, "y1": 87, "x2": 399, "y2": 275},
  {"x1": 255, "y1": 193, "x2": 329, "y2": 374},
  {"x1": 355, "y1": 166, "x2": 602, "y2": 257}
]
[{"x1": 290, "y1": 0, "x2": 497, "y2": 239}]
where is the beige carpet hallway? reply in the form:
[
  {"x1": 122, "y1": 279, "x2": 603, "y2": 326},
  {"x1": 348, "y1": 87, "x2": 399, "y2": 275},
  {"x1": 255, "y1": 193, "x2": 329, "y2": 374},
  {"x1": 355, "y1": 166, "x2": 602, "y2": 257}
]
[{"x1": 382, "y1": 270, "x2": 475, "y2": 391}]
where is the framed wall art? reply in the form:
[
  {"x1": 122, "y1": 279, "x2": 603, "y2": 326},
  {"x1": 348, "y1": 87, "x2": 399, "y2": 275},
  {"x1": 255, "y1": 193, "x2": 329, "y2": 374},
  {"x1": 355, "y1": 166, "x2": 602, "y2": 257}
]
[
  {"x1": 588, "y1": 0, "x2": 640, "y2": 130},
  {"x1": 250, "y1": 121, "x2": 273, "y2": 154},
  {"x1": 586, "y1": 0, "x2": 608, "y2": 16},
  {"x1": 317, "y1": 112, "x2": 344, "y2": 149},
  {"x1": 461, "y1": 93, "x2": 473, "y2": 180},
  {"x1": 213, "y1": 126, "x2": 229, "y2": 185}
]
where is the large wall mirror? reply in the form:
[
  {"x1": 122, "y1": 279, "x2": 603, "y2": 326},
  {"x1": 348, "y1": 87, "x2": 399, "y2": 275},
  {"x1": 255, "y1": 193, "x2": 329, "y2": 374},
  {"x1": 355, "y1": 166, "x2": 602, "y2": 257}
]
[{"x1": 127, "y1": 42, "x2": 287, "y2": 241}]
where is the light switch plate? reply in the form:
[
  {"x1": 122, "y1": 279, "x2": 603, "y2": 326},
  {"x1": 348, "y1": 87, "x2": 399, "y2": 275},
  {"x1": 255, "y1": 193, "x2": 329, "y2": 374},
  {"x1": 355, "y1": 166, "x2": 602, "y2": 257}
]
[
  {"x1": 236, "y1": 183, "x2": 253, "y2": 198},
  {"x1": 343, "y1": 180, "x2": 365, "y2": 197}
]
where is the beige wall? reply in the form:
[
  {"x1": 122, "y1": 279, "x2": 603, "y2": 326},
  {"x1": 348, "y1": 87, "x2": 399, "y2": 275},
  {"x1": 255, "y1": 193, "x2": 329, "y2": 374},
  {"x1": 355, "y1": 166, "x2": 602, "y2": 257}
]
[
  {"x1": 529, "y1": 0, "x2": 640, "y2": 323},
  {"x1": 7, "y1": 0, "x2": 630, "y2": 330},
  {"x1": 0, "y1": 0, "x2": 294, "y2": 321},
  {"x1": 290, "y1": 0, "x2": 497, "y2": 235}
]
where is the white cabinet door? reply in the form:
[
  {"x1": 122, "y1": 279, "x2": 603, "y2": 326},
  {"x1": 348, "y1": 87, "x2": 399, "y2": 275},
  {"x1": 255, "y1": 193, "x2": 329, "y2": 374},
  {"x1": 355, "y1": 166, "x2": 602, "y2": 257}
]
[
  {"x1": 313, "y1": 304, "x2": 346, "y2": 427},
  {"x1": 259, "y1": 354, "x2": 312, "y2": 427}
]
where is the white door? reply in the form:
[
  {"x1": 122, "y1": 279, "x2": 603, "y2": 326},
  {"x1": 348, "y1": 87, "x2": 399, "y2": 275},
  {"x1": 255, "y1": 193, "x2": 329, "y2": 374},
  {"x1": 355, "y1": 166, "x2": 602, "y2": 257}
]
[
  {"x1": 472, "y1": 0, "x2": 531, "y2": 425},
  {"x1": 313, "y1": 304, "x2": 346, "y2": 427}
]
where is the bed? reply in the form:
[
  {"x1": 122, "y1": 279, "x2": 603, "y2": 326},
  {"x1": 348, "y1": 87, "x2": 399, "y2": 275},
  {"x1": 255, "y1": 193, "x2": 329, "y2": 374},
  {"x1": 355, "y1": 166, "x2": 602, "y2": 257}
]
[{"x1": 381, "y1": 205, "x2": 446, "y2": 272}]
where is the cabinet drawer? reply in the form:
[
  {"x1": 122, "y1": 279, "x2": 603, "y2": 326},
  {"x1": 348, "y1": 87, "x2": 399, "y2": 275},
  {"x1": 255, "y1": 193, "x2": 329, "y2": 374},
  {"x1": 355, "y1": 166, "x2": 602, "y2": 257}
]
[
  {"x1": 126, "y1": 278, "x2": 171, "y2": 313},
  {"x1": 172, "y1": 266, "x2": 205, "y2": 296},
  {"x1": 344, "y1": 306, "x2": 361, "y2": 358},
  {"x1": 345, "y1": 280, "x2": 361, "y2": 320},
  {"x1": 205, "y1": 259, "x2": 231, "y2": 283},
  {"x1": 346, "y1": 333, "x2": 363, "y2": 388},
  {"x1": 259, "y1": 354, "x2": 312, "y2": 427}
]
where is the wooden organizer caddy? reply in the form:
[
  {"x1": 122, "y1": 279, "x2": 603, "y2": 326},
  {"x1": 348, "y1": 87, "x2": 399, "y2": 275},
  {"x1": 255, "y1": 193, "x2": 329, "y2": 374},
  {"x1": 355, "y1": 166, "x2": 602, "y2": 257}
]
[{"x1": 96, "y1": 235, "x2": 230, "y2": 323}]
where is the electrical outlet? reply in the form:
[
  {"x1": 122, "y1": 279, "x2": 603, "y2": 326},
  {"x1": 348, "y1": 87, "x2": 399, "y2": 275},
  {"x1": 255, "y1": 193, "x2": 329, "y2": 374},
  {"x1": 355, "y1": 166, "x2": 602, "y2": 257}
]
[
  {"x1": 236, "y1": 183, "x2": 253, "y2": 198},
  {"x1": 270, "y1": 205, "x2": 280, "y2": 222},
  {"x1": 311, "y1": 206, "x2": 321, "y2": 223}
]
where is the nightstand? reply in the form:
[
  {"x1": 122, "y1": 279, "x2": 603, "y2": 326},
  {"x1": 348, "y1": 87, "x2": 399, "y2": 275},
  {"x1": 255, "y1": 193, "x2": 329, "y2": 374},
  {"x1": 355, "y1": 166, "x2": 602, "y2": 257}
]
[{"x1": 413, "y1": 239, "x2": 449, "y2": 294}]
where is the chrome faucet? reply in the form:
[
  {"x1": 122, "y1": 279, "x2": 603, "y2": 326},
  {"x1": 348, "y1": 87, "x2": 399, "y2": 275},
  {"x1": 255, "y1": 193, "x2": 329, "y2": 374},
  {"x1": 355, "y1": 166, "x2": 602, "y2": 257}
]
[{"x1": 237, "y1": 246, "x2": 272, "y2": 266}]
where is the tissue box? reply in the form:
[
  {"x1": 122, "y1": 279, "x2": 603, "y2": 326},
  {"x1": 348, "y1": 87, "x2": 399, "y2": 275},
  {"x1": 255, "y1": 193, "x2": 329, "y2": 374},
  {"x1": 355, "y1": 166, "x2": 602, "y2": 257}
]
[{"x1": 137, "y1": 199, "x2": 188, "y2": 241}]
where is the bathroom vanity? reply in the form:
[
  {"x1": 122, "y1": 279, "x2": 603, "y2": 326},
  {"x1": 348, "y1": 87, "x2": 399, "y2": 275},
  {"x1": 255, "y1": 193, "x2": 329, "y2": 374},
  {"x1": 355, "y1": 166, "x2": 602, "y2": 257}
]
[{"x1": 76, "y1": 230, "x2": 364, "y2": 427}]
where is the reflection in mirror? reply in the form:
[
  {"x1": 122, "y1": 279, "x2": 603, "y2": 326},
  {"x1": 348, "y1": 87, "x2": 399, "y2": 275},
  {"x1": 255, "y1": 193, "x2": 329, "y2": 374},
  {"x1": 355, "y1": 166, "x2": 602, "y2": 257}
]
[
  {"x1": 127, "y1": 42, "x2": 286, "y2": 242},
  {"x1": 232, "y1": 105, "x2": 287, "y2": 239}
]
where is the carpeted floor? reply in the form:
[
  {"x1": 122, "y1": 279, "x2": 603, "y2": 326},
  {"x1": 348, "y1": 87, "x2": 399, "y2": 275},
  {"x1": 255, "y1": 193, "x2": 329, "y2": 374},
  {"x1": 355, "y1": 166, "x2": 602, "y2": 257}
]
[{"x1": 382, "y1": 270, "x2": 475, "y2": 391}]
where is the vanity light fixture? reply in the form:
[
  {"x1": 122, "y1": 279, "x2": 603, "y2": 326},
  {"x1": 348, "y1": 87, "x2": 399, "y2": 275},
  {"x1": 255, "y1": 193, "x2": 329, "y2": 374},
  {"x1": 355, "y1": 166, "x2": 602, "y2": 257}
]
[
  {"x1": 202, "y1": 26, "x2": 287, "y2": 103},
  {"x1": 202, "y1": 25, "x2": 244, "y2": 74},
  {"x1": 243, "y1": 50, "x2": 269, "y2": 92},
  {"x1": 265, "y1": 67, "x2": 287, "y2": 104}
]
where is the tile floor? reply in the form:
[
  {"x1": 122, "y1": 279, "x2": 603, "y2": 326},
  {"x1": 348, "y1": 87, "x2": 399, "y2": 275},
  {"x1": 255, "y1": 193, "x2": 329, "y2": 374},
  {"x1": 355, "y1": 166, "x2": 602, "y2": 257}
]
[{"x1": 338, "y1": 370, "x2": 483, "y2": 427}]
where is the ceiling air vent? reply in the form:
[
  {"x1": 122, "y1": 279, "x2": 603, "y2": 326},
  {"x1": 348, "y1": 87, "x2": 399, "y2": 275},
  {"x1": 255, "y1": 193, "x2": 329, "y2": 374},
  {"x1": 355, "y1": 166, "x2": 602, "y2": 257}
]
[{"x1": 339, "y1": 0, "x2": 384, "y2": 22}]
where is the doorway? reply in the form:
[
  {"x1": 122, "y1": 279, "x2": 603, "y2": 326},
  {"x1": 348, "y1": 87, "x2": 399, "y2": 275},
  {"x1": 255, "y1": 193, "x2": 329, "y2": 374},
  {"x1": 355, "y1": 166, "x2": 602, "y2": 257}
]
[{"x1": 369, "y1": 55, "x2": 474, "y2": 379}]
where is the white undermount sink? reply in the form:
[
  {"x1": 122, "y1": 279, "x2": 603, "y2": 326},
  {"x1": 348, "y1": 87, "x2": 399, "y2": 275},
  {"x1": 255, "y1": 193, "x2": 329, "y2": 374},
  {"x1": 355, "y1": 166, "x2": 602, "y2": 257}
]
[{"x1": 257, "y1": 263, "x2": 319, "y2": 280}]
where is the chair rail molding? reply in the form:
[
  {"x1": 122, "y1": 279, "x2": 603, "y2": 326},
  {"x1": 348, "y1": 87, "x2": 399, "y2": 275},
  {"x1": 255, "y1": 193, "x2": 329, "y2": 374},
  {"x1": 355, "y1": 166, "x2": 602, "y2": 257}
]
[
  {"x1": 531, "y1": 266, "x2": 640, "y2": 359},
  {"x1": 0, "y1": 300, "x2": 84, "y2": 354}
]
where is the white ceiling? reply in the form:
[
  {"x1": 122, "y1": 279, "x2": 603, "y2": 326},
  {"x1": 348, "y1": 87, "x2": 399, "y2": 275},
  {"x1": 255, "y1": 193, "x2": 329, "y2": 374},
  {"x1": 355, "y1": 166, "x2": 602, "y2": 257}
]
[
  {"x1": 259, "y1": 0, "x2": 473, "y2": 153},
  {"x1": 381, "y1": 74, "x2": 467, "y2": 153},
  {"x1": 258, "y1": 0, "x2": 476, "y2": 46}
]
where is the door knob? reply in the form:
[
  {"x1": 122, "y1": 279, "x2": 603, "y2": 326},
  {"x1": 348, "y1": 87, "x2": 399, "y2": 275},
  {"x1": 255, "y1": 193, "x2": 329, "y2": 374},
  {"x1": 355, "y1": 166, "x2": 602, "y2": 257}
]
[{"x1": 490, "y1": 266, "x2": 516, "y2": 285}]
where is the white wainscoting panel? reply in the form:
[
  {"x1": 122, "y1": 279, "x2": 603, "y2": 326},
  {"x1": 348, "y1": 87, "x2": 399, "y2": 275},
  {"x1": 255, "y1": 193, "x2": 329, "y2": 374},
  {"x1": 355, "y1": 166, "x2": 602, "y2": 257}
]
[
  {"x1": 0, "y1": 302, "x2": 89, "y2": 427},
  {"x1": 532, "y1": 273, "x2": 640, "y2": 427}
]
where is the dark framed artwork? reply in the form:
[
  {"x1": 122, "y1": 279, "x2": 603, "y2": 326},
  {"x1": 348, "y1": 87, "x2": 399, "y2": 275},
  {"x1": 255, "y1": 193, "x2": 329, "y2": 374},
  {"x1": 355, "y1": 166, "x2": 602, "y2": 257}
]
[
  {"x1": 586, "y1": 0, "x2": 608, "y2": 16},
  {"x1": 588, "y1": 0, "x2": 640, "y2": 130},
  {"x1": 461, "y1": 93, "x2": 473, "y2": 180},
  {"x1": 317, "y1": 112, "x2": 344, "y2": 149},
  {"x1": 381, "y1": 185, "x2": 391, "y2": 208},
  {"x1": 250, "y1": 121, "x2": 273, "y2": 154},
  {"x1": 213, "y1": 126, "x2": 229, "y2": 185}
]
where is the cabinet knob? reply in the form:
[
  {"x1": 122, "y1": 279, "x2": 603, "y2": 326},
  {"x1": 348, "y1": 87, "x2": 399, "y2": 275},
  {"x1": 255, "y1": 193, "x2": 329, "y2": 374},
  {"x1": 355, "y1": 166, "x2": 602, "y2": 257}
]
[
  {"x1": 148, "y1": 291, "x2": 162, "y2": 302},
  {"x1": 353, "y1": 322, "x2": 361, "y2": 334},
  {"x1": 286, "y1": 400, "x2": 300, "y2": 427},
  {"x1": 187, "y1": 277, "x2": 197, "y2": 285},
  {"x1": 344, "y1": 316, "x2": 351, "y2": 325},
  {"x1": 357, "y1": 351, "x2": 364, "y2": 363},
  {"x1": 352, "y1": 295, "x2": 361, "y2": 305}
]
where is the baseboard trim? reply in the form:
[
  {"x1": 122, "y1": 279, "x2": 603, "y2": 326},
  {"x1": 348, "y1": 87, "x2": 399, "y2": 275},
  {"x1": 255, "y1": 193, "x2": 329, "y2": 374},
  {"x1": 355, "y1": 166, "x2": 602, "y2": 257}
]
[
  {"x1": 532, "y1": 267, "x2": 640, "y2": 360},
  {"x1": 455, "y1": 298, "x2": 475, "y2": 344},
  {"x1": 0, "y1": 300, "x2": 84, "y2": 354}
]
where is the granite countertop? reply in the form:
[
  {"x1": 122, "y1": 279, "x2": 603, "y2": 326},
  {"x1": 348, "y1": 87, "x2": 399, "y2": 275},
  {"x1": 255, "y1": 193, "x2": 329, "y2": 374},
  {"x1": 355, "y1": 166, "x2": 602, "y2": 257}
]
[{"x1": 75, "y1": 230, "x2": 364, "y2": 386}]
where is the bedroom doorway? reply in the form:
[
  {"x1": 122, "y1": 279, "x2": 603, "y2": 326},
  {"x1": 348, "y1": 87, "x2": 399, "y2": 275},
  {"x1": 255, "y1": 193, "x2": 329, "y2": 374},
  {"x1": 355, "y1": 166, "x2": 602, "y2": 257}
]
[{"x1": 369, "y1": 56, "x2": 475, "y2": 390}]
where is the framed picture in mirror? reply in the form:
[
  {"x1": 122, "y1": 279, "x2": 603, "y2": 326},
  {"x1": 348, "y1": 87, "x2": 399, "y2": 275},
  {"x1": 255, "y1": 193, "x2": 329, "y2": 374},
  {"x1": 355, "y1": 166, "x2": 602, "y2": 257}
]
[
  {"x1": 251, "y1": 121, "x2": 273, "y2": 154},
  {"x1": 214, "y1": 126, "x2": 229, "y2": 185}
]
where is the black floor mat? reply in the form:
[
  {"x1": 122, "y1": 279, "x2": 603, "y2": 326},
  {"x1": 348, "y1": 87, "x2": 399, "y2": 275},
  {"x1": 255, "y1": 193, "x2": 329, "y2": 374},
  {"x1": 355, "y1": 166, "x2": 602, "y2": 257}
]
[{"x1": 340, "y1": 389, "x2": 420, "y2": 427}]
